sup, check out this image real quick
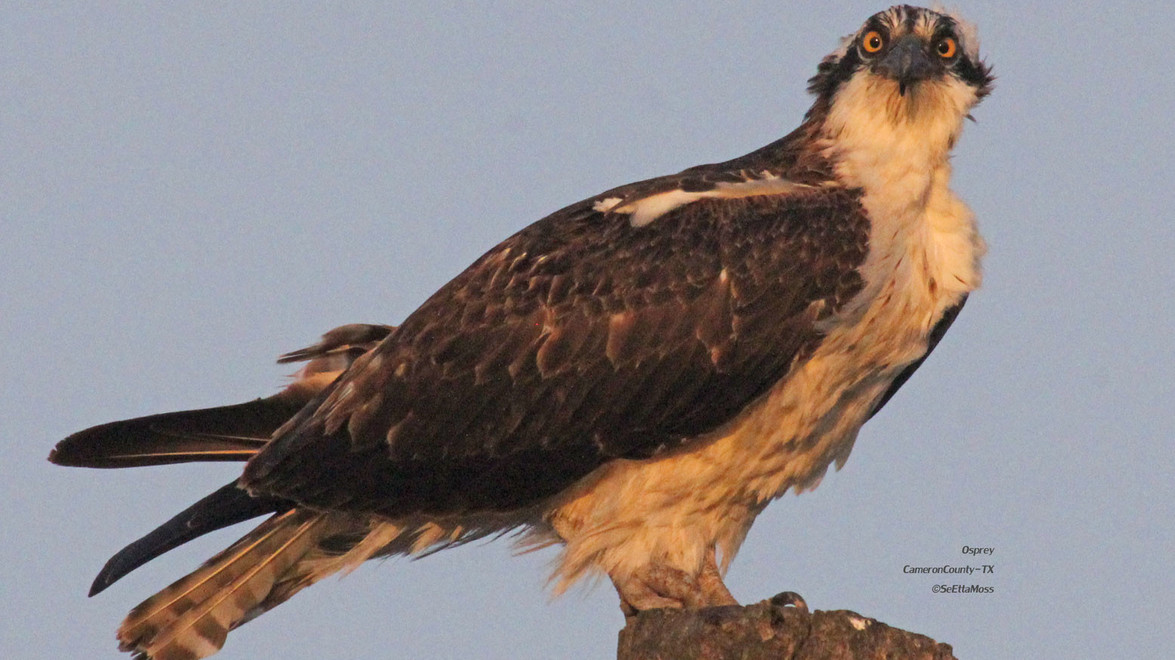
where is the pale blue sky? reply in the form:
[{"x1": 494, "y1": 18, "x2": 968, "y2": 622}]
[{"x1": 3, "y1": 3, "x2": 1173, "y2": 658}]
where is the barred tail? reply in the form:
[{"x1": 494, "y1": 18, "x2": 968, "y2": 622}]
[{"x1": 115, "y1": 510, "x2": 401, "y2": 660}]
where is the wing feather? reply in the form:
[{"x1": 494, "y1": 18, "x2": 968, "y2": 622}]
[{"x1": 242, "y1": 185, "x2": 869, "y2": 517}]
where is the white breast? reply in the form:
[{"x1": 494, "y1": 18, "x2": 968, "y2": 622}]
[{"x1": 542, "y1": 172, "x2": 982, "y2": 597}]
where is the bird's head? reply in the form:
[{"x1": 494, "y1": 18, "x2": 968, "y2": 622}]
[{"x1": 807, "y1": 5, "x2": 992, "y2": 144}]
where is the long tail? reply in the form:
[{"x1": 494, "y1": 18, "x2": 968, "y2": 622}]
[
  {"x1": 46, "y1": 324, "x2": 399, "y2": 658},
  {"x1": 48, "y1": 323, "x2": 395, "y2": 469},
  {"x1": 116, "y1": 510, "x2": 402, "y2": 660},
  {"x1": 50, "y1": 324, "x2": 396, "y2": 590},
  {"x1": 48, "y1": 396, "x2": 301, "y2": 468}
]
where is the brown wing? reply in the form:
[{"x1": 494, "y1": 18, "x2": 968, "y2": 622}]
[{"x1": 242, "y1": 186, "x2": 869, "y2": 517}]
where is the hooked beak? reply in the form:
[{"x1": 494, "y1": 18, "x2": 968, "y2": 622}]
[{"x1": 875, "y1": 35, "x2": 934, "y2": 96}]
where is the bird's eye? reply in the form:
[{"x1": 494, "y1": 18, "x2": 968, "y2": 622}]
[
  {"x1": 862, "y1": 31, "x2": 885, "y2": 54},
  {"x1": 936, "y1": 37, "x2": 958, "y2": 59}
]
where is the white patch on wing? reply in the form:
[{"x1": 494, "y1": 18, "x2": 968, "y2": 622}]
[
  {"x1": 612, "y1": 176, "x2": 813, "y2": 227},
  {"x1": 592, "y1": 197, "x2": 623, "y2": 213},
  {"x1": 624, "y1": 189, "x2": 704, "y2": 227}
]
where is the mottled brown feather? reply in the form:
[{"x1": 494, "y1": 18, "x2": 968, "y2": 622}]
[{"x1": 242, "y1": 185, "x2": 869, "y2": 517}]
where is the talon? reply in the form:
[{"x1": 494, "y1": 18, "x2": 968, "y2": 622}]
[{"x1": 770, "y1": 590, "x2": 809, "y2": 614}]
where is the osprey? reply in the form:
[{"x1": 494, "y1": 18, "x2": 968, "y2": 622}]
[{"x1": 51, "y1": 6, "x2": 992, "y2": 659}]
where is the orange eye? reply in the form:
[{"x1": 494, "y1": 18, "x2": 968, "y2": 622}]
[
  {"x1": 937, "y1": 37, "x2": 958, "y2": 59},
  {"x1": 862, "y1": 30, "x2": 885, "y2": 54}
]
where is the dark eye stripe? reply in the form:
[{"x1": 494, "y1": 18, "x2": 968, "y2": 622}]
[{"x1": 954, "y1": 55, "x2": 992, "y2": 91}]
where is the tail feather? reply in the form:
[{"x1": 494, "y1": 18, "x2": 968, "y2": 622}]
[
  {"x1": 49, "y1": 395, "x2": 303, "y2": 468},
  {"x1": 90, "y1": 481, "x2": 292, "y2": 596},
  {"x1": 49, "y1": 323, "x2": 393, "y2": 470},
  {"x1": 107, "y1": 511, "x2": 503, "y2": 658},
  {"x1": 50, "y1": 324, "x2": 401, "y2": 658},
  {"x1": 118, "y1": 510, "x2": 335, "y2": 660}
]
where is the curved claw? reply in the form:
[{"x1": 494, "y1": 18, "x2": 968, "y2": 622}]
[{"x1": 769, "y1": 590, "x2": 809, "y2": 615}]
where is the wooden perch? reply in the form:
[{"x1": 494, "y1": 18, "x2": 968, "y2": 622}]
[{"x1": 617, "y1": 592, "x2": 956, "y2": 660}]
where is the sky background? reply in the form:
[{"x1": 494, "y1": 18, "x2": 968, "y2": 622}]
[{"x1": 3, "y1": 2, "x2": 1173, "y2": 658}]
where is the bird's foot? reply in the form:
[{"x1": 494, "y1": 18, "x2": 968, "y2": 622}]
[
  {"x1": 614, "y1": 548, "x2": 739, "y2": 620},
  {"x1": 616, "y1": 564, "x2": 705, "y2": 619}
]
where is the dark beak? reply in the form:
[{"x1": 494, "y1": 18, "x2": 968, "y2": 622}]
[{"x1": 875, "y1": 35, "x2": 934, "y2": 95}]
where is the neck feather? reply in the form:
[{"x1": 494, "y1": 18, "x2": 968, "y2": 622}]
[{"x1": 817, "y1": 73, "x2": 975, "y2": 201}]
